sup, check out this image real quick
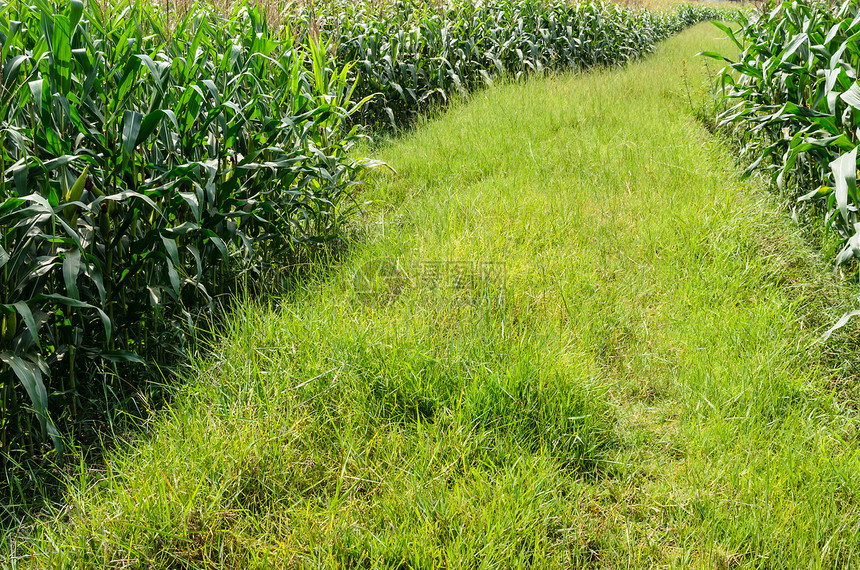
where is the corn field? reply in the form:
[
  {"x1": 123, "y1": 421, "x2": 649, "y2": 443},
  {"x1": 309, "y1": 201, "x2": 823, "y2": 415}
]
[
  {"x1": 317, "y1": 0, "x2": 726, "y2": 126},
  {"x1": 0, "y1": 0, "x2": 724, "y2": 481},
  {"x1": 707, "y1": 0, "x2": 860, "y2": 268}
]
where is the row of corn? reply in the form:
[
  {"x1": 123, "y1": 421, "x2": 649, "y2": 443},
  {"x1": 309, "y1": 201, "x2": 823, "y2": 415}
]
[
  {"x1": 708, "y1": 0, "x2": 860, "y2": 268},
  {"x1": 325, "y1": 0, "x2": 727, "y2": 126}
]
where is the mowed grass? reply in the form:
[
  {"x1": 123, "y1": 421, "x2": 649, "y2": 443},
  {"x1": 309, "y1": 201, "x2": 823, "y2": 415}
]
[{"x1": 8, "y1": 22, "x2": 860, "y2": 568}]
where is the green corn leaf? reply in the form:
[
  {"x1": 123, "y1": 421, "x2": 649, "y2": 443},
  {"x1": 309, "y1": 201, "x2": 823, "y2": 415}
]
[
  {"x1": 830, "y1": 147, "x2": 857, "y2": 225},
  {"x1": 822, "y1": 309, "x2": 860, "y2": 340},
  {"x1": 27, "y1": 78, "x2": 43, "y2": 113},
  {"x1": 697, "y1": 50, "x2": 735, "y2": 63},
  {"x1": 121, "y1": 110, "x2": 142, "y2": 163},
  {"x1": 840, "y1": 83, "x2": 860, "y2": 111},
  {"x1": 69, "y1": 0, "x2": 84, "y2": 31},
  {"x1": 12, "y1": 302, "x2": 39, "y2": 347},
  {"x1": 63, "y1": 250, "x2": 82, "y2": 301},
  {"x1": 0, "y1": 352, "x2": 49, "y2": 439},
  {"x1": 797, "y1": 185, "x2": 831, "y2": 202},
  {"x1": 52, "y1": 15, "x2": 72, "y2": 95},
  {"x1": 116, "y1": 55, "x2": 141, "y2": 107},
  {"x1": 39, "y1": 293, "x2": 92, "y2": 309},
  {"x1": 41, "y1": 154, "x2": 81, "y2": 174},
  {"x1": 86, "y1": 256, "x2": 106, "y2": 305},
  {"x1": 165, "y1": 258, "x2": 180, "y2": 294},
  {"x1": 91, "y1": 190, "x2": 161, "y2": 215},
  {"x1": 136, "y1": 109, "x2": 168, "y2": 146},
  {"x1": 710, "y1": 21, "x2": 742, "y2": 50},
  {"x1": 187, "y1": 244, "x2": 202, "y2": 283},
  {"x1": 2, "y1": 55, "x2": 27, "y2": 92},
  {"x1": 0, "y1": 20, "x2": 21, "y2": 63},
  {"x1": 202, "y1": 230, "x2": 229, "y2": 258},
  {"x1": 100, "y1": 350, "x2": 145, "y2": 364},
  {"x1": 96, "y1": 307, "x2": 111, "y2": 344},
  {"x1": 160, "y1": 234, "x2": 179, "y2": 266}
]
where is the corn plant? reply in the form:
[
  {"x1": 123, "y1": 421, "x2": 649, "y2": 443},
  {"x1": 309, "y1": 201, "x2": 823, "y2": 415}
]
[
  {"x1": 0, "y1": 0, "x2": 373, "y2": 470},
  {"x1": 305, "y1": 0, "x2": 727, "y2": 127},
  {"x1": 705, "y1": 0, "x2": 860, "y2": 267}
]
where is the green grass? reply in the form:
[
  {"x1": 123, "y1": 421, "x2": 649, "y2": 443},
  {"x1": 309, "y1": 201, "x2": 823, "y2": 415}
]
[{"x1": 8, "y1": 22, "x2": 860, "y2": 568}]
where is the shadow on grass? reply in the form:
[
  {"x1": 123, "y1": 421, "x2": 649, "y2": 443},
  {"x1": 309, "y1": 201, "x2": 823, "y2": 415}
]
[{"x1": 0, "y1": 238, "x2": 356, "y2": 537}]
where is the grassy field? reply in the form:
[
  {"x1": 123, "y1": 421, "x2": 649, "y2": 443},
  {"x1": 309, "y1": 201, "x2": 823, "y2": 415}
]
[{"x1": 8, "y1": 21, "x2": 860, "y2": 568}]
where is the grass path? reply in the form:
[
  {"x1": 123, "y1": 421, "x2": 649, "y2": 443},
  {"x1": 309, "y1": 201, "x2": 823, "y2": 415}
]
[{"x1": 14, "y1": 23, "x2": 860, "y2": 569}]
